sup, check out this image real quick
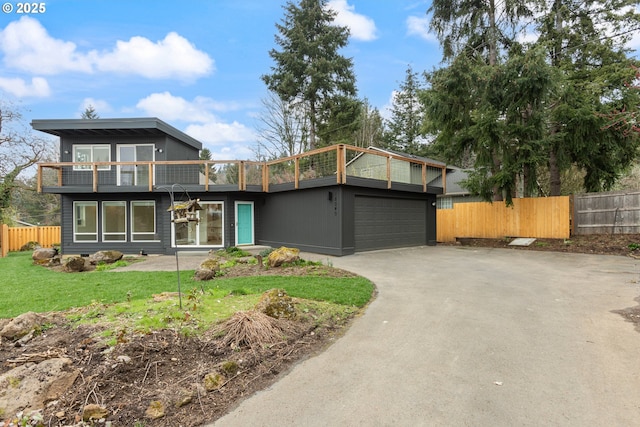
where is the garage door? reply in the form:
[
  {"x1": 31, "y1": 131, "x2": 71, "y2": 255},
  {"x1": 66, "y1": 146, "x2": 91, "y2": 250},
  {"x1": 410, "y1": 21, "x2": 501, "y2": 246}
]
[{"x1": 354, "y1": 196, "x2": 427, "y2": 251}]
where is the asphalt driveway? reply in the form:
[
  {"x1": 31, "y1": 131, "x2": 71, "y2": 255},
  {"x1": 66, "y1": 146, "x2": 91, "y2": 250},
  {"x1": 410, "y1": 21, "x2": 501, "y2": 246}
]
[{"x1": 210, "y1": 246, "x2": 640, "y2": 427}]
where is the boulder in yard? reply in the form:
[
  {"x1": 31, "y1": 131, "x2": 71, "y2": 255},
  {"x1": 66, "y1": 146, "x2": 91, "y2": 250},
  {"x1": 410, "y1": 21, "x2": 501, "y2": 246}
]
[
  {"x1": 63, "y1": 256, "x2": 86, "y2": 272},
  {"x1": 89, "y1": 250, "x2": 123, "y2": 265},
  {"x1": 0, "y1": 311, "x2": 47, "y2": 340},
  {"x1": 255, "y1": 288, "x2": 296, "y2": 319},
  {"x1": 267, "y1": 246, "x2": 300, "y2": 268},
  {"x1": 32, "y1": 247, "x2": 57, "y2": 261},
  {"x1": 194, "y1": 258, "x2": 220, "y2": 281},
  {"x1": 0, "y1": 357, "x2": 78, "y2": 416},
  {"x1": 21, "y1": 241, "x2": 41, "y2": 251}
]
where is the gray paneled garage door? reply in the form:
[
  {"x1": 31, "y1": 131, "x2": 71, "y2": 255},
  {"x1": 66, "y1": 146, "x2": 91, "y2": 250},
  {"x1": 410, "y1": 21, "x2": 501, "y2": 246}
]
[{"x1": 354, "y1": 196, "x2": 427, "y2": 251}]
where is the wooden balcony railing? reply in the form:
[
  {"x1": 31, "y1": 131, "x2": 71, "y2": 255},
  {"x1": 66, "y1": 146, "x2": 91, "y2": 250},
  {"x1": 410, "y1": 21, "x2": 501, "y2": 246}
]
[{"x1": 37, "y1": 144, "x2": 446, "y2": 194}]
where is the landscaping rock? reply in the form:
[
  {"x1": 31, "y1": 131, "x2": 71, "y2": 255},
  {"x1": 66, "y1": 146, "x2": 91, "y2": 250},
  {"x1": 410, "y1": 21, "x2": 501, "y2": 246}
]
[
  {"x1": 175, "y1": 389, "x2": 194, "y2": 407},
  {"x1": 203, "y1": 372, "x2": 224, "y2": 391},
  {"x1": 145, "y1": 400, "x2": 165, "y2": 419},
  {"x1": 63, "y1": 256, "x2": 86, "y2": 272},
  {"x1": 194, "y1": 268, "x2": 216, "y2": 281},
  {"x1": 194, "y1": 258, "x2": 220, "y2": 281},
  {"x1": 0, "y1": 357, "x2": 78, "y2": 416},
  {"x1": 255, "y1": 288, "x2": 296, "y2": 319},
  {"x1": 32, "y1": 247, "x2": 57, "y2": 261},
  {"x1": 267, "y1": 246, "x2": 300, "y2": 268},
  {"x1": 21, "y1": 241, "x2": 41, "y2": 251},
  {"x1": 0, "y1": 312, "x2": 47, "y2": 340},
  {"x1": 89, "y1": 250, "x2": 123, "y2": 265},
  {"x1": 82, "y1": 403, "x2": 108, "y2": 421}
]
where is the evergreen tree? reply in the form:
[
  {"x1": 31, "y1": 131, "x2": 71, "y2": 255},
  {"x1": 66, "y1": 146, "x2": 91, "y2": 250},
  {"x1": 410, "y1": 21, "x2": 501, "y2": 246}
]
[
  {"x1": 537, "y1": 0, "x2": 640, "y2": 194},
  {"x1": 424, "y1": 0, "x2": 640, "y2": 201},
  {"x1": 262, "y1": 0, "x2": 357, "y2": 150},
  {"x1": 383, "y1": 65, "x2": 427, "y2": 155},
  {"x1": 353, "y1": 98, "x2": 385, "y2": 148},
  {"x1": 81, "y1": 105, "x2": 99, "y2": 119}
]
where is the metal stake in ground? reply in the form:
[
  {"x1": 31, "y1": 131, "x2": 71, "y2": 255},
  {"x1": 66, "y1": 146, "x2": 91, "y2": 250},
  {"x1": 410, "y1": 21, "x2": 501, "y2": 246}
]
[{"x1": 158, "y1": 184, "x2": 202, "y2": 309}]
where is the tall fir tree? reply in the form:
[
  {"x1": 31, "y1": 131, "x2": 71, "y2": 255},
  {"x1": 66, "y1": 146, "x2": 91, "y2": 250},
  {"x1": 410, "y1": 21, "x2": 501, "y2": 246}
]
[
  {"x1": 262, "y1": 0, "x2": 357, "y2": 151},
  {"x1": 424, "y1": 0, "x2": 640, "y2": 201},
  {"x1": 383, "y1": 65, "x2": 427, "y2": 155},
  {"x1": 537, "y1": 0, "x2": 640, "y2": 195}
]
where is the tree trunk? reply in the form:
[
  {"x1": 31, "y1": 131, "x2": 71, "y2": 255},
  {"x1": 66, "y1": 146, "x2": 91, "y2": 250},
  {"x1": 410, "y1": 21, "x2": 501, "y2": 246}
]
[
  {"x1": 309, "y1": 100, "x2": 316, "y2": 151},
  {"x1": 549, "y1": 143, "x2": 561, "y2": 196},
  {"x1": 492, "y1": 150, "x2": 503, "y2": 201}
]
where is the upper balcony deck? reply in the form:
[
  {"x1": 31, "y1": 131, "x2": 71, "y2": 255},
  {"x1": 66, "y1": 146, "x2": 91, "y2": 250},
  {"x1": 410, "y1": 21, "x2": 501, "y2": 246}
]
[{"x1": 37, "y1": 144, "x2": 447, "y2": 195}]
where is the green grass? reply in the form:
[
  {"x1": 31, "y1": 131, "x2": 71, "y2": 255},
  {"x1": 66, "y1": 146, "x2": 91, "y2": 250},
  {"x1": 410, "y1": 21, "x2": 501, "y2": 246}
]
[{"x1": 0, "y1": 251, "x2": 374, "y2": 319}]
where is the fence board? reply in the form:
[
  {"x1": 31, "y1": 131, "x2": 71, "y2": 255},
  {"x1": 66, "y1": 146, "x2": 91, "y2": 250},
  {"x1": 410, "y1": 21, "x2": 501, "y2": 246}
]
[
  {"x1": 0, "y1": 225, "x2": 61, "y2": 257},
  {"x1": 574, "y1": 191, "x2": 640, "y2": 235},
  {"x1": 437, "y1": 196, "x2": 571, "y2": 243}
]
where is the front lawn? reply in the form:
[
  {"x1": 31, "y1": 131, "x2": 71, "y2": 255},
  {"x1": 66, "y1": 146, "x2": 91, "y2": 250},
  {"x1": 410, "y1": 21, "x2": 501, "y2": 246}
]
[{"x1": 0, "y1": 251, "x2": 374, "y2": 319}]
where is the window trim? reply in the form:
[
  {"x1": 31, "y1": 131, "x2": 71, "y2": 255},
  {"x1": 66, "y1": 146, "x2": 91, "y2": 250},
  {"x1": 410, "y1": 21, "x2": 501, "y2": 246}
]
[
  {"x1": 102, "y1": 201, "x2": 127, "y2": 242},
  {"x1": 130, "y1": 200, "x2": 159, "y2": 242},
  {"x1": 73, "y1": 201, "x2": 98, "y2": 242},
  {"x1": 72, "y1": 145, "x2": 111, "y2": 171}
]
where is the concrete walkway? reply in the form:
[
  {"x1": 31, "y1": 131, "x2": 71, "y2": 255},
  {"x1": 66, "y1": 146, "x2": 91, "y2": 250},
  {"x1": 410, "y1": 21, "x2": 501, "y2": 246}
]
[{"x1": 209, "y1": 246, "x2": 640, "y2": 427}]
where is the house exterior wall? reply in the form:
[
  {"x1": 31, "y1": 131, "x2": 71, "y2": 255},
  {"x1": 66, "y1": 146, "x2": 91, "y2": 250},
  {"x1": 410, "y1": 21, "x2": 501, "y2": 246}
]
[
  {"x1": 60, "y1": 193, "x2": 168, "y2": 255},
  {"x1": 257, "y1": 185, "x2": 437, "y2": 256},
  {"x1": 257, "y1": 186, "x2": 344, "y2": 256},
  {"x1": 60, "y1": 134, "x2": 200, "y2": 189}
]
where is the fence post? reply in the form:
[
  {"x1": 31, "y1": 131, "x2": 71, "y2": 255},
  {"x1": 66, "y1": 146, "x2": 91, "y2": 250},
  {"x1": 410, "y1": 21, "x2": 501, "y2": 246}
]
[{"x1": 1, "y1": 223, "x2": 8, "y2": 258}]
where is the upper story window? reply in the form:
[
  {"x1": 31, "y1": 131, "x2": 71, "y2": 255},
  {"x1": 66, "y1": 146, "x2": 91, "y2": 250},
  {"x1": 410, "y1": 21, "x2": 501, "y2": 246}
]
[{"x1": 73, "y1": 145, "x2": 111, "y2": 171}]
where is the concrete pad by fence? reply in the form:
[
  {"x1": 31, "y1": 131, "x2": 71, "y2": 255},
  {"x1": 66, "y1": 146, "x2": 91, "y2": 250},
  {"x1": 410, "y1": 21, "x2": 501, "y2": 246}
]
[{"x1": 210, "y1": 246, "x2": 640, "y2": 427}]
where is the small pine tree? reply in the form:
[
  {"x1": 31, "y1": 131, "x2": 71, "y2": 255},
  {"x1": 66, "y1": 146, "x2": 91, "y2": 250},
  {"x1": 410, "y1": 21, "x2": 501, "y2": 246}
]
[{"x1": 81, "y1": 105, "x2": 99, "y2": 119}]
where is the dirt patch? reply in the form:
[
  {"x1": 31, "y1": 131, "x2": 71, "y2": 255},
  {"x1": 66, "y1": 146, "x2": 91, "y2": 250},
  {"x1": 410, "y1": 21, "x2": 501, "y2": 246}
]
[
  {"x1": 0, "y1": 265, "x2": 362, "y2": 426},
  {"x1": 445, "y1": 233, "x2": 640, "y2": 258}
]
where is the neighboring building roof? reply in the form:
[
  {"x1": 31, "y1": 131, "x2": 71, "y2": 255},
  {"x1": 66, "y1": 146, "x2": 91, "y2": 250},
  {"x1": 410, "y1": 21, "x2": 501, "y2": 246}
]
[
  {"x1": 433, "y1": 167, "x2": 471, "y2": 195},
  {"x1": 31, "y1": 117, "x2": 202, "y2": 150}
]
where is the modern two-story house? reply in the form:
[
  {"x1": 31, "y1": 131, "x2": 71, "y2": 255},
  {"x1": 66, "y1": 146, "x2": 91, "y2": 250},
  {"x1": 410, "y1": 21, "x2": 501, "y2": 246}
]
[{"x1": 32, "y1": 117, "x2": 446, "y2": 256}]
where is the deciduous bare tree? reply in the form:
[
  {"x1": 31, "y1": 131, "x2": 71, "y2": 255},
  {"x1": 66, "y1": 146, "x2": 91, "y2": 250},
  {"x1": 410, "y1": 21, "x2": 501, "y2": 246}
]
[{"x1": 0, "y1": 103, "x2": 54, "y2": 223}]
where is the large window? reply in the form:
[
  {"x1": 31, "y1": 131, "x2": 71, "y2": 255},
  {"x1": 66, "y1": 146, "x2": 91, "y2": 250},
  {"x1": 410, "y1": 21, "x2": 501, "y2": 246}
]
[
  {"x1": 131, "y1": 201, "x2": 157, "y2": 241},
  {"x1": 103, "y1": 201, "x2": 126, "y2": 241},
  {"x1": 175, "y1": 201, "x2": 223, "y2": 247},
  {"x1": 118, "y1": 144, "x2": 154, "y2": 186},
  {"x1": 73, "y1": 201, "x2": 98, "y2": 242},
  {"x1": 73, "y1": 145, "x2": 110, "y2": 171}
]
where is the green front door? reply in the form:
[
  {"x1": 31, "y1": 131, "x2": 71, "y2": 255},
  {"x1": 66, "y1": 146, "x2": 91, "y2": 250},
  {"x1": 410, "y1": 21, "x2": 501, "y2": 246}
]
[{"x1": 236, "y1": 202, "x2": 254, "y2": 245}]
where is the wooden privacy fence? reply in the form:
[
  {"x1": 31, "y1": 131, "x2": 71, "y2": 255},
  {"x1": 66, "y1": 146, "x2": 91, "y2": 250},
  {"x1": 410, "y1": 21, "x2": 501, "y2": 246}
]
[
  {"x1": 573, "y1": 190, "x2": 640, "y2": 235},
  {"x1": 0, "y1": 224, "x2": 61, "y2": 258},
  {"x1": 437, "y1": 196, "x2": 571, "y2": 243}
]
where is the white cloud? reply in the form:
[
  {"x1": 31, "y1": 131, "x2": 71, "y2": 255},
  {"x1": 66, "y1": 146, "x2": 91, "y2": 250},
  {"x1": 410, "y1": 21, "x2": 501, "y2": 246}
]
[
  {"x1": 136, "y1": 92, "x2": 256, "y2": 159},
  {"x1": 136, "y1": 92, "x2": 217, "y2": 123},
  {"x1": 0, "y1": 76, "x2": 50, "y2": 97},
  {"x1": 0, "y1": 17, "x2": 213, "y2": 81},
  {"x1": 79, "y1": 98, "x2": 112, "y2": 117},
  {"x1": 94, "y1": 32, "x2": 214, "y2": 81},
  {"x1": 327, "y1": 0, "x2": 377, "y2": 41},
  {"x1": 0, "y1": 16, "x2": 92, "y2": 74},
  {"x1": 186, "y1": 122, "x2": 256, "y2": 146},
  {"x1": 406, "y1": 15, "x2": 436, "y2": 42}
]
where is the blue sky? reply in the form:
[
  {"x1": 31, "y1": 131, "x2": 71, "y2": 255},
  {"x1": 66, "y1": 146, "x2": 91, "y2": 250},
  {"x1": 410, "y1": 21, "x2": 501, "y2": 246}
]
[{"x1": 0, "y1": 0, "x2": 443, "y2": 159}]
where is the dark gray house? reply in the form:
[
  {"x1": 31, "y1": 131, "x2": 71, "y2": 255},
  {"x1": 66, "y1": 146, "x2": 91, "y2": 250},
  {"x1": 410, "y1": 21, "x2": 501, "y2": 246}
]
[{"x1": 32, "y1": 118, "x2": 446, "y2": 256}]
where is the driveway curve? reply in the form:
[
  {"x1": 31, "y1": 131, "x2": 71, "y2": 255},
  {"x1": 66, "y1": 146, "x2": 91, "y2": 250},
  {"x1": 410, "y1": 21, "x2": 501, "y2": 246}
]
[{"x1": 211, "y1": 246, "x2": 640, "y2": 427}]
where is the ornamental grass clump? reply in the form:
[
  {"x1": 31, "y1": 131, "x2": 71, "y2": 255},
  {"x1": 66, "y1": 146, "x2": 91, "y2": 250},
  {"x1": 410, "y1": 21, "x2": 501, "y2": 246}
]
[{"x1": 215, "y1": 310, "x2": 286, "y2": 349}]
